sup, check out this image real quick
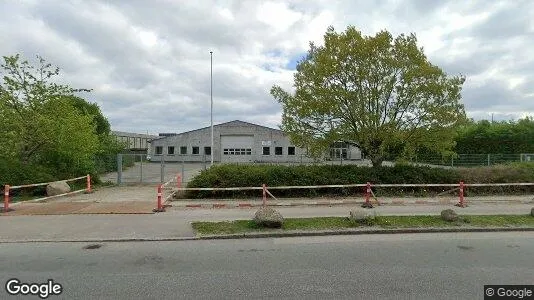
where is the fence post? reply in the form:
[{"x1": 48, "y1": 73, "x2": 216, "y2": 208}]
[
  {"x1": 457, "y1": 181, "x2": 466, "y2": 208},
  {"x1": 140, "y1": 154, "x2": 143, "y2": 183},
  {"x1": 487, "y1": 154, "x2": 490, "y2": 166},
  {"x1": 160, "y1": 155, "x2": 164, "y2": 183},
  {"x1": 181, "y1": 156, "x2": 185, "y2": 185},
  {"x1": 176, "y1": 174, "x2": 181, "y2": 189},
  {"x1": 3, "y1": 185, "x2": 9, "y2": 213},
  {"x1": 362, "y1": 182, "x2": 373, "y2": 208},
  {"x1": 262, "y1": 184, "x2": 267, "y2": 207},
  {"x1": 117, "y1": 154, "x2": 123, "y2": 185},
  {"x1": 85, "y1": 174, "x2": 93, "y2": 194}
]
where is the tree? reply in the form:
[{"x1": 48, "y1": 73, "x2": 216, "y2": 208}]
[
  {"x1": 0, "y1": 54, "x2": 101, "y2": 179},
  {"x1": 271, "y1": 26, "x2": 467, "y2": 167}
]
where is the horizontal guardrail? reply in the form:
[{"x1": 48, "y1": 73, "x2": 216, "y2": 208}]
[{"x1": 3, "y1": 175, "x2": 92, "y2": 213}]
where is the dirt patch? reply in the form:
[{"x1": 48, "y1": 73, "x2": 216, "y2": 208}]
[
  {"x1": 4, "y1": 201, "x2": 154, "y2": 215},
  {"x1": 73, "y1": 201, "x2": 155, "y2": 214}
]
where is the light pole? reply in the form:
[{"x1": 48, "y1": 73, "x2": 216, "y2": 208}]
[{"x1": 210, "y1": 51, "x2": 214, "y2": 166}]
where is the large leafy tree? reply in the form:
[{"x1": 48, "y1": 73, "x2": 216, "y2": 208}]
[
  {"x1": 271, "y1": 26, "x2": 467, "y2": 167},
  {"x1": 0, "y1": 54, "x2": 101, "y2": 179}
]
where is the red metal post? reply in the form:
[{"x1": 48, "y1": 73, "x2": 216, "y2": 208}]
[
  {"x1": 262, "y1": 184, "x2": 266, "y2": 207},
  {"x1": 86, "y1": 174, "x2": 92, "y2": 193},
  {"x1": 3, "y1": 185, "x2": 9, "y2": 213},
  {"x1": 365, "y1": 182, "x2": 371, "y2": 205},
  {"x1": 176, "y1": 174, "x2": 181, "y2": 189},
  {"x1": 458, "y1": 181, "x2": 465, "y2": 207}
]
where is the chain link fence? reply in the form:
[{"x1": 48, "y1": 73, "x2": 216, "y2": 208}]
[{"x1": 411, "y1": 153, "x2": 534, "y2": 167}]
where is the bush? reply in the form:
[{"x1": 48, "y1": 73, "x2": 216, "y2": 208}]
[{"x1": 184, "y1": 163, "x2": 534, "y2": 199}]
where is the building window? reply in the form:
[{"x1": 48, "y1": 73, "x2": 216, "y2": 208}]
[
  {"x1": 262, "y1": 147, "x2": 270, "y2": 155},
  {"x1": 192, "y1": 146, "x2": 199, "y2": 155},
  {"x1": 167, "y1": 146, "x2": 175, "y2": 155},
  {"x1": 275, "y1": 147, "x2": 283, "y2": 155},
  {"x1": 288, "y1": 147, "x2": 295, "y2": 155},
  {"x1": 223, "y1": 148, "x2": 252, "y2": 155},
  {"x1": 155, "y1": 146, "x2": 163, "y2": 155},
  {"x1": 180, "y1": 146, "x2": 187, "y2": 155},
  {"x1": 204, "y1": 146, "x2": 211, "y2": 155}
]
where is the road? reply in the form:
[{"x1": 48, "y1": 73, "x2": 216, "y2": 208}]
[{"x1": 1, "y1": 232, "x2": 532, "y2": 299}]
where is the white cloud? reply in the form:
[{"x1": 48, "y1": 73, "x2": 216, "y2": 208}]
[{"x1": 0, "y1": 0, "x2": 533, "y2": 134}]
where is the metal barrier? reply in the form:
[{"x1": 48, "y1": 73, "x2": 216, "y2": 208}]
[
  {"x1": 158, "y1": 181, "x2": 534, "y2": 211},
  {"x1": 3, "y1": 175, "x2": 92, "y2": 213}
]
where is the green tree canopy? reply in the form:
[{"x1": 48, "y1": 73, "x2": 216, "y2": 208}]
[
  {"x1": 0, "y1": 54, "x2": 110, "y2": 183},
  {"x1": 271, "y1": 26, "x2": 467, "y2": 166}
]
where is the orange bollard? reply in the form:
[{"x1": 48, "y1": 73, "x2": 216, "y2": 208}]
[
  {"x1": 3, "y1": 185, "x2": 9, "y2": 213},
  {"x1": 85, "y1": 174, "x2": 92, "y2": 193},
  {"x1": 457, "y1": 181, "x2": 466, "y2": 207},
  {"x1": 176, "y1": 174, "x2": 181, "y2": 189},
  {"x1": 361, "y1": 182, "x2": 373, "y2": 208},
  {"x1": 153, "y1": 184, "x2": 164, "y2": 212}
]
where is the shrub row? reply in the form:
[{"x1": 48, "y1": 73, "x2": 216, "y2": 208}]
[{"x1": 183, "y1": 162, "x2": 534, "y2": 199}]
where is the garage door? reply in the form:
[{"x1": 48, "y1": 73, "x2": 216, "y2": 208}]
[{"x1": 221, "y1": 135, "x2": 254, "y2": 163}]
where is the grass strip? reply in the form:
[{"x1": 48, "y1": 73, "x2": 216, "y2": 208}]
[{"x1": 191, "y1": 215, "x2": 534, "y2": 235}]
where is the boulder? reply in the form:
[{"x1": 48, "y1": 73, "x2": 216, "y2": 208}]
[
  {"x1": 253, "y1": 207, "x2": 284, "y2": 228},
  {"x1": 349, "y1": 209, "x2": 376, "y2": 223},
  {"x1": 441, "y1": 209, "x2": 458, "y2": 222},
  {"x1": 46, "y1": 181, "x2": 71, "y2": 196}
]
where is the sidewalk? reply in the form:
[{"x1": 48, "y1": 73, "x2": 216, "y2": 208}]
[
  {"x1": 170, "y1": 195, "x2": 534, "y2": 208},
  {"x1": 1, "y1": 203, "x2": 533, "y2": 243}
]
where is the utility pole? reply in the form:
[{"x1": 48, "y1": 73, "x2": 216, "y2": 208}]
[{"x1": 210, "y1": 51, "x2": 214, "y2": 166}]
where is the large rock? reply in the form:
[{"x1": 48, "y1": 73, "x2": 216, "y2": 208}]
[
  {"x1": 253, "y1": 207, "x2": 284, "y2": 228},
  {"x1": 46, "y1": 181, "x2": 71, "y2": 196},
  {"x1": 349, "y1": 209, "x2": 376, "y2": 223},
  {"x1": 441, "y1": 209, "x2": 458, "y2": 222}
]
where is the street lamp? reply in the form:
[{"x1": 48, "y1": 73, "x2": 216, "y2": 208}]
[{"x1": 210, "y1": 51, "x2": 214, "y2": 166}]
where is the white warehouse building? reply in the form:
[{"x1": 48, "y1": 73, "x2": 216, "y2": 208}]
[{"x1": 148, "y1": 120, "x2": 362, "y2": 163}]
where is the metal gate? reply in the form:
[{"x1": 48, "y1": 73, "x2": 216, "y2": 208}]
[{"x1": 220, "y1": 135, "x2": 254, "y2": 163}]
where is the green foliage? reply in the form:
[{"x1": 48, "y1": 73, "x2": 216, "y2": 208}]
[
  {"x1": 455, "y1": 118, "x2": 534, "y2": 154},
  {"x1": 186, "y1": 163, "x2": 534, "y2": 199},
  {"x1": 271, "y1": 26, "x2": 467, "y2": 167},
  {"x1": 186, "y1": 164, "x2": 463, "y2": 198},
  {"x1": 192, "y1": 215, "x2": 534, "y2": 235},
  {"x1": 0, "y1": 54, "x2": 123, "y2": 186}
]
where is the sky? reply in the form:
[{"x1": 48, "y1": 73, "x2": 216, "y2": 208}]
[{"x1": 1, "y1": 0, "x2": 533, "y2": 135}]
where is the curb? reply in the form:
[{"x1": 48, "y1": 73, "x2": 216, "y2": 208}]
[
  {"x1": 196, "y1": 227, "x2": 534, "y2": 240},
  {"x1": 2, "y1": 227, "x2": 533, "y2": 243}
]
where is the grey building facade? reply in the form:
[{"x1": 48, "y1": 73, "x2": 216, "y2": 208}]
[{"x1": 148, "y1": 120, "x2": 362, "y2": 163}]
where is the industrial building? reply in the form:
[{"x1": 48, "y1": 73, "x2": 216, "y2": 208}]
[
  {"x1": 112, "y1": 131, "x2": 158, "y2": 153},
  {"x1": 147, "y1": 120, "x2": 362, "y2": 163}
]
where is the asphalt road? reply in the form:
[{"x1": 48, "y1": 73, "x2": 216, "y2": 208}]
[{"x1": 1, "y1": 232, "x2": 532, "y2": 299}]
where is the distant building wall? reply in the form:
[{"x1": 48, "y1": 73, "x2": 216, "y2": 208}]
[
  {"x1": 112, "y1": 131, "x2": 158, "y2": 153},
  {"x1": 148, "y1": 120, "x2": 362, "y2": 163}
]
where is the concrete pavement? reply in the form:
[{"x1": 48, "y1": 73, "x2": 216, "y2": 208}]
[
  {"x1": 1, "y1": 232, "x2": 532, "y2": 299},
  {"x1": 1, "y1": 204, "x2": 533, "y2": 243}
]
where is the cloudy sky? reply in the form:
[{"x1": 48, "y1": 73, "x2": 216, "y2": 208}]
[{"x1": 1, "y1": 0, "x2": 533, "y2": 135}]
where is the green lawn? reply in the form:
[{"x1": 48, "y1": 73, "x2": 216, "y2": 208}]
[{"x1": 191, "y1": 215, "x2": 534, "y2": 235}]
